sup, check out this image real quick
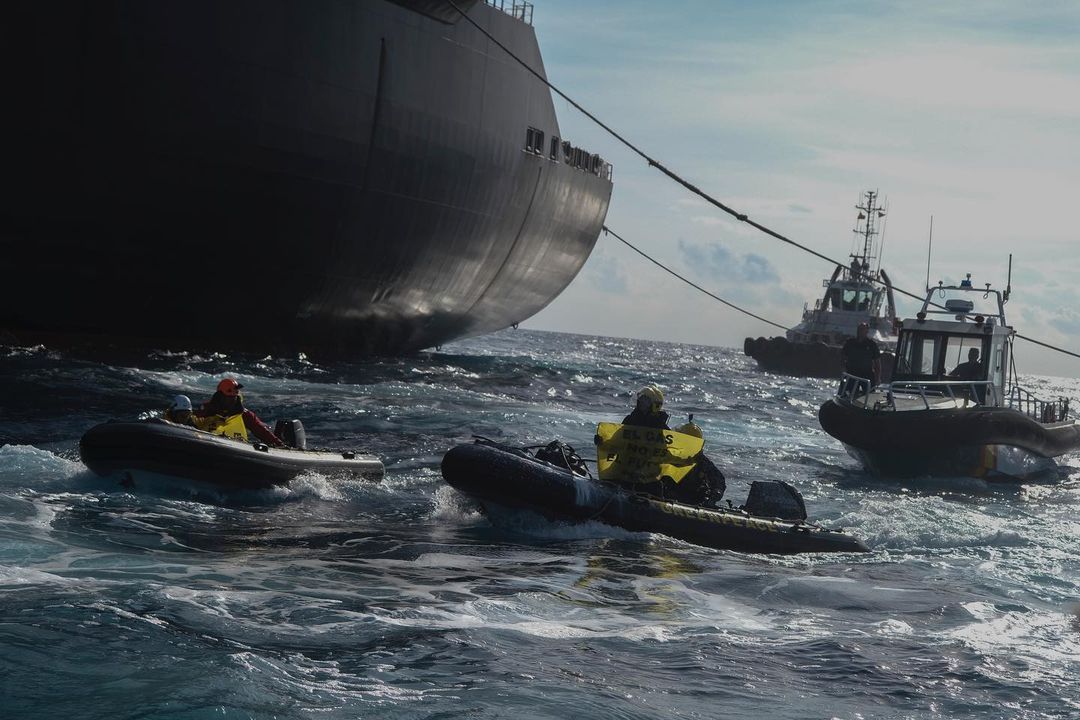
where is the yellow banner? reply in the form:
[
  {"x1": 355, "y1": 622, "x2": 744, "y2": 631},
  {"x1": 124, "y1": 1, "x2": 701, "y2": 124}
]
[{"x1": 595, "y1": 422, "x2": 704, "y2": 485}]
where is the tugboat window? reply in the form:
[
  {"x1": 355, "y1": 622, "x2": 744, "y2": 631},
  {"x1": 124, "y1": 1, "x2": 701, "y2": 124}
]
[{"x1": 842, "y1": 289, "x2": 858, "y2": 311}]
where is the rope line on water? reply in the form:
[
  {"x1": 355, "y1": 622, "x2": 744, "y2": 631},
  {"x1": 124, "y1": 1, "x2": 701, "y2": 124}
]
[
  {"x1": 449, "y1": 1, "x2": 1080, "y2": 361},
  {"x1": 603, "y1": 226, "x2": 789, "y2": 332}
]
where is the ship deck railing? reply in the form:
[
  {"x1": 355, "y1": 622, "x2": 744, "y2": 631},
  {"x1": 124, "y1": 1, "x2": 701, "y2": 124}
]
[
  {"x1": 834, "y1": 374, "x2": 1002, "y2": 410},
  {"x1": 1008, "y1": 386, "x2": 1070, "y2": 423},
  {"x1": 487, "y1": 0, "x2": 534, "y2": 24}
]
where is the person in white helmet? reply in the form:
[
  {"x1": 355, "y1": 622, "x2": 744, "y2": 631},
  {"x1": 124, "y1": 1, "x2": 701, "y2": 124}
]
[{"x1": 162, "y1": 395, "x2": 198, "y2": 427}]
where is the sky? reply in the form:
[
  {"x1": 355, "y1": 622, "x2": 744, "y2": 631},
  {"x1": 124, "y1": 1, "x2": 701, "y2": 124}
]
[{"x1": 515, "y1": 0, "x2": 1080, "y2": 377}]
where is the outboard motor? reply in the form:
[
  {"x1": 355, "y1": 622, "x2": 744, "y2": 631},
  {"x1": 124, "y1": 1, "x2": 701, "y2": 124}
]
[
  {"x1": 742, "y1": 480, "x2": 807, "y2": 521},
  {"x1": 274, "y1": 419, "x2": 307, "y2": 450}
]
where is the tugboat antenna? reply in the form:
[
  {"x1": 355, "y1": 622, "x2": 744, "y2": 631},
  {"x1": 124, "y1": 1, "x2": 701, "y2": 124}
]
[{"x1": 925, "y1": 215, "x2": 934, "y2": 293}]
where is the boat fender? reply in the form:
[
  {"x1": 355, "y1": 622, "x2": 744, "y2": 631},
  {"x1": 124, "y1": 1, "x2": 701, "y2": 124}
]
[
  {"x1": 342, "y1": 451, "x2": 356, "y2": 459},
  {"x1": 742, "y1": 480, "x2": 807, "y2": 521},
  {"x1": 274, "y1": 419, "x2": 307, "y2": 450}
]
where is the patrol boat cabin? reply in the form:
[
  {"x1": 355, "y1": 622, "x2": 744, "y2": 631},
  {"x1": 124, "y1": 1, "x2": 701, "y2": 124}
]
[
  {"x1": 887, "y1": 278, "x2": 1012, "y2": 410},
  {"x1": 818, "y1": 274, "x2": 1080, "y2": 479}
]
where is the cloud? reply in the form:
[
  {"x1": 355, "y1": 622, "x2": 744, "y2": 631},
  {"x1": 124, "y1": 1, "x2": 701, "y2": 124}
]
[
  {"x1": 585, "y1": 254, "x2": 629, "y2": 295},
  {"x1": 677, "y1": 239, "x2": 779, "y2": 285},
  {"x1": 1048, "y1": 311, "x2": 1080, "y2": 336},
  {"x1": 532, "y1": 0, "x2": 1080, "y2": 375}
]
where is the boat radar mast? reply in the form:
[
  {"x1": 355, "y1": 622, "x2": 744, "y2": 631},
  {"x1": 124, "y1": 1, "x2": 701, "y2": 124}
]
[{"x1": 849, "y1": 190, "x2": 886, "y2": 280}]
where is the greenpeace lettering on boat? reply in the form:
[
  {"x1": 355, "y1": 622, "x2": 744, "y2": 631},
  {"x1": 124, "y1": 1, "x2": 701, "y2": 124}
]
[{"x1": 595, "y1": 422, "x2": 703, "y2": 484}]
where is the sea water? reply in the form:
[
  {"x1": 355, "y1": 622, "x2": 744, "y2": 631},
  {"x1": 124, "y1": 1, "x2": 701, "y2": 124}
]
[{"x1": 0, "y1": 330, "x2": 1077, "y2": 719}]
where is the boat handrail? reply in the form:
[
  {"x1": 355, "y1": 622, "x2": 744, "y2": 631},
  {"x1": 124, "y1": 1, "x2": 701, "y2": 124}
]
[
  {"x1": 835, "y1": 373, "x2": 1003, "y2": 410},
  {"x1": 885, "y1": 379, "x2": 1001, "y2": 410},
  {"x1": 834, "y1": 372, "x2": 875, "y2": 408},
  {"x1": 486, "y1": 0, "x2": 534, "y2": 24},
  {"x1": 1008, "y1": 386, "x2": 1071, "y2": 423},
  {"x1": 919, "y1": 283, "x2": 1007, "y2": 325}
]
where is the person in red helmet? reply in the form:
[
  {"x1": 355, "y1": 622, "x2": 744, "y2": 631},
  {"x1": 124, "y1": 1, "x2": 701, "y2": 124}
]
[{"x1": 194, "y1": 378, "x2": 285, "y2": 447}]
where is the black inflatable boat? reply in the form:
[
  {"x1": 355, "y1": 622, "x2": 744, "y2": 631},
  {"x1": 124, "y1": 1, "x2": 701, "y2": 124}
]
[
  {"x1": 441, "y1": 440, "x2": 868, "y2": 555},
  {"x1": 81, "y1": 419, "x2": 383, "y2": 489}
]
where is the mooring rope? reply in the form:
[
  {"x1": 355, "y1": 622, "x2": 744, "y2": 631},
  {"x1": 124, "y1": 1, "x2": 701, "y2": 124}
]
[
  {"x1": 448, "y1": 1, "x2": 1080, "y2": 361},
  {"x1": 603, "y1": 226, "x2": 789, "y2": 332}
]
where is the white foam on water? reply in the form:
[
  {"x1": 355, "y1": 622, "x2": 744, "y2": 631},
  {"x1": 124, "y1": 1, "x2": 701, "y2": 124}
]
[
  {"x1": 836, "y1": 495, "x2": 1027, "y2": 550},
  {"x1": 945, "y1": 601, "x2": 1080, "y2": 684},
  {"x1": 483, "y1": 504, "x2": 648, "y2": 543},
  {"x1": 0, "y1": 444, "x2": 87, "y2": 488},
  {"x1": 873, "y1": 618, "x2": 915, "y2": 636},
  {"x1": 0, "y1": 564, "x2": 78, "y2": 588},
  {"x1": 370, "y1": 595, "x2": 681, "y2": 642},
  {"x1": 430, "y1": 484, "x2": 483, "y2": 522}
]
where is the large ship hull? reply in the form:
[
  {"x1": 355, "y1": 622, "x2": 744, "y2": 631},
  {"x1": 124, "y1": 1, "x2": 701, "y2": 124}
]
[{"x1": 0, "y1": 0, "x2": 612, "y2": 354}]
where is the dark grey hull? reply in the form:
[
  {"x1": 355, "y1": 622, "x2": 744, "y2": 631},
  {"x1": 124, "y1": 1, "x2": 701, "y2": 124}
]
[
  {"x1": 744, "y1": 337, "x2": 895, "y2": 381},
  {"x1": 0, "y1": 0, "x2": 612, "y2": 355},
  {"x1": 819, "y1": 398, "x2": 1080, "y2": 479}
]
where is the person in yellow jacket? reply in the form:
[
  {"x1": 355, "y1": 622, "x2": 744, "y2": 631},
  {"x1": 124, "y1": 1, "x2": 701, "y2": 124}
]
[{"x1": 194, "y1": 378, "x2": 285, "y2": 447}]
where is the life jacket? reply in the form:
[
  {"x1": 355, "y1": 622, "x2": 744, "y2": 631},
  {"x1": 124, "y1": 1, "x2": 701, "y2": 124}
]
[
  {"x1": 195, "y1": 412, "x2": 249, "y2": 442},
  {"x1": 161, "y1": 409, "x2": 196, "y2": 427}
]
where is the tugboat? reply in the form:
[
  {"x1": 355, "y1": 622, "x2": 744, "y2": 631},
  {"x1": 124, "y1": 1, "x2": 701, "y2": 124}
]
[
  {"x1": 818, "y1": 271, "x2": 1080, "y2": 479},
  {"x1": 744, "y1": 191, "x2": 898, "y2": 379}
]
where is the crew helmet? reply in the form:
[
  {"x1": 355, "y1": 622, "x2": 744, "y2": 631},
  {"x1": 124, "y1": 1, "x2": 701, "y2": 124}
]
[
  {"x1": 678, "y1": 421, "x2": 703, "y2": 438},
  {"x1": 636, "y1": 385, "x2": 664, "y2": 413},
  {"x1": 217, "y1": 378, "x2": 243, "y2": 397},
  {"x1": 171, "y1": 395, "x2": 193, "y2": 412}
]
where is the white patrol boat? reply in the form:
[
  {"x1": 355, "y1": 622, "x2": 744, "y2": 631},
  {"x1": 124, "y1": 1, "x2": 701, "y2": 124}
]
[
  {"x1": 818, "y1": 274, "x2": 1080, "y2": 479},
  {"x1": 744, "y1": 191, "x2": 899, "y2": 378}
]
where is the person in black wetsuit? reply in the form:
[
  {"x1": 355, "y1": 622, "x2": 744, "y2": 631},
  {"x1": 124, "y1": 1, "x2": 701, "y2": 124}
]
[
  {"x1": 840, "y1": 322, "x2": 881, "y2": 396},
  {"x1": 622, "y1": 385, "x2": 669, "y2": 429},
  {"x1": 618, "y1": 386, "x2": 725, "y2": 506}
]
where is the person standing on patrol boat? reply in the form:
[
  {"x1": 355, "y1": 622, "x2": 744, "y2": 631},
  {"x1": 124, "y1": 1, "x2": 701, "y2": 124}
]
[{"x1": 840, "y1": 322, "x2": 881, "y2": 395}]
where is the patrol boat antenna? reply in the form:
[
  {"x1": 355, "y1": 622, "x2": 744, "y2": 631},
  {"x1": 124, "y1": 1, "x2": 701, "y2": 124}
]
[
  {"x1": 1005, "y1": 253, "x2": 1012, "y2": 303},
  {"x1": 852, "y1": 190, "x2": 885, "y2": 277},
  {"x1": 925, "y1": 215, "x2": 934, "y2": 293}
]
